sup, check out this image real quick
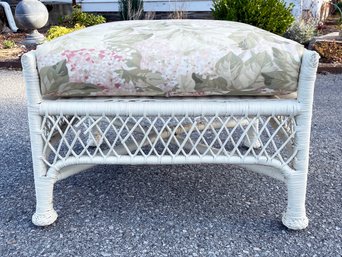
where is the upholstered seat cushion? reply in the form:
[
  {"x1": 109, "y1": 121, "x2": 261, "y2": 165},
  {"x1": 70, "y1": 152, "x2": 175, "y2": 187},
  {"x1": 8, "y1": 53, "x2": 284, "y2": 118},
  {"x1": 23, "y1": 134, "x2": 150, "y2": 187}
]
[{"x1": 35, "y1": 20, "x2": 304, "y2": 98}]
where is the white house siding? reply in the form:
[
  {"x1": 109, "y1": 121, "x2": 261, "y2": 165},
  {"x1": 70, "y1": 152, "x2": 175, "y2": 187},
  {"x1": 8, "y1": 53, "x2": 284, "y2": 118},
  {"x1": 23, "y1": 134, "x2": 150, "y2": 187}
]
[
  {"x1": 80, "y1": 0, "x2": 329, "y2": 20},
  {"x1": 80, "y1": 0, "x2": 212, "y2": 12},
  {"x1": 285, "y1": 0, "x2": 303, "y2": 19}
]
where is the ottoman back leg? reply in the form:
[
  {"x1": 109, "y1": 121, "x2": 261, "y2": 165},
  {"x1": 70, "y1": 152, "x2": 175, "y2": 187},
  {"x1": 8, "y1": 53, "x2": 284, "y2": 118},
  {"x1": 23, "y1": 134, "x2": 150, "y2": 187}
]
[{"x1": 282, "y1": 49, "x2": 319, "y2": 230}]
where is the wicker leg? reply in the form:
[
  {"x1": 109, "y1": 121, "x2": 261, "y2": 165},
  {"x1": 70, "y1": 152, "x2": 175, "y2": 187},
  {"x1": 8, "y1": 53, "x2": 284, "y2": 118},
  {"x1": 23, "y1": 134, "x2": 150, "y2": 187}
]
[
  {"x1": 87, "y1": 118, "x2": 103, "y2": 147},
  {"x1": 282, "y1": 171, "x2": 309, "y2": 230},
  {"x1": 32, "y1": 176, "x2": 58, "y2": 226},
  {"x1": 282, "y1": 50, "x2": 319, "y2": 230},
  {"x1": 27, "y1": 107, "x2": 58, "y2": 226},
  {"x1": 243, "y1": 118, "x2": 261, "y2": 149}
]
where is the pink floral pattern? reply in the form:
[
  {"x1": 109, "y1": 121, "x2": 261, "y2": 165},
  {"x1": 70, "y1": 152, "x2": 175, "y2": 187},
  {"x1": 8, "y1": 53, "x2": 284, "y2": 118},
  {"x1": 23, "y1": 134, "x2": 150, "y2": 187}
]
[
  {"x1": 35, "y1": 20, "x2": 304, "y2": 98},
  {"x1": 61, "y1": 49, "x2": 124, "y2": 89}
]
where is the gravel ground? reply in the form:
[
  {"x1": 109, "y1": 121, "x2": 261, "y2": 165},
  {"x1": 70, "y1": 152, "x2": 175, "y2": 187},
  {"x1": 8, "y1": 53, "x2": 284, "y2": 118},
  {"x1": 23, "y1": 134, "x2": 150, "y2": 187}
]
[{"x1": 0, "y1": 69, "x2": 341, "y2": 257}]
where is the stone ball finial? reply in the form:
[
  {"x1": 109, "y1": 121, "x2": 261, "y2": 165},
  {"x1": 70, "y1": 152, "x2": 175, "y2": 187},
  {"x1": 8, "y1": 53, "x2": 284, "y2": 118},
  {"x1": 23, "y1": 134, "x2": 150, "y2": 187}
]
[{"x1": 15, "y1": 0, "x2": 49, "y2": 44}]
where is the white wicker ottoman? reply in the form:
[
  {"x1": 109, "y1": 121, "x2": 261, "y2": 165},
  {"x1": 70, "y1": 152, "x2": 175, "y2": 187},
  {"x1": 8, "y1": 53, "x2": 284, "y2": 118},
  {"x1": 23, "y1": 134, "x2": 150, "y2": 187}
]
[{"x1": 22, "y1": 20, "x2": 319, "y2": 229}]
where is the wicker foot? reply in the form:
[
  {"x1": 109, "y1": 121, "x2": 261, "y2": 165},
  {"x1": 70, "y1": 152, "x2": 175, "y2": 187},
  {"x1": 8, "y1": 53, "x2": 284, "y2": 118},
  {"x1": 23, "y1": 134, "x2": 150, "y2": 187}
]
[
  {"x1": 32, "y1": 209, "x2": 58, "y2": 226},
  {"x1": 33, "y1": 176, "x2": 58, "y2": 226},
  {"x1": 282, "y1": 212, "x2": 308, "y2": 230},
  {"x1": 87, "y1": 137, "x2": 101, "y2": 147},
  {"x1": 243, "y1": 138, "x2": 262, "y2": 149},
  {"x1": 243, "y1": 119, "x2": 261, "y2": 149},
  {"x1": 87, "y1": 130, "x2": 103, "y2": 147}
]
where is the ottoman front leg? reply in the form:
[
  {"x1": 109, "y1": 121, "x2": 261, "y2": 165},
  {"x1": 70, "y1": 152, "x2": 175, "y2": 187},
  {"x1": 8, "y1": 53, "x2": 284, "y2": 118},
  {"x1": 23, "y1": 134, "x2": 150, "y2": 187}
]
[
  {"x1": 32, "y1": 176, "x2": 58, "y2": 226},
  {"x1": 282, "y1": 171, "x2": 309, "y2": 230}
]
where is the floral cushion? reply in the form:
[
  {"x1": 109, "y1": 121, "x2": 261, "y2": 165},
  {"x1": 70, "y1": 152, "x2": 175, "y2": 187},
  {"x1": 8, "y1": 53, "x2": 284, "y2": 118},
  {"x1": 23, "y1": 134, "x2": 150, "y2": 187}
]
[{"x1": 35, "y1": 20, "x2": 304, "y2": 98}]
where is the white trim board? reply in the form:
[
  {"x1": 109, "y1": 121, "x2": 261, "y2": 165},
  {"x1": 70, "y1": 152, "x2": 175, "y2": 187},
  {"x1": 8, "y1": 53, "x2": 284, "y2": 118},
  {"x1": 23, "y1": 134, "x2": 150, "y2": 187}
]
[{"x1": 80, "y1": 0, "x2": 213, "y2": 12}]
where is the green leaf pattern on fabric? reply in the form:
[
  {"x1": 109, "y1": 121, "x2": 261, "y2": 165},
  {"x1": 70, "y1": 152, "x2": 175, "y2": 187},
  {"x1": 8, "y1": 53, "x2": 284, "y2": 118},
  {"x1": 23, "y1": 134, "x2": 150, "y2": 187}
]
[{"x1": 35, "y1": 20, "x2": 304, "y2": 98}]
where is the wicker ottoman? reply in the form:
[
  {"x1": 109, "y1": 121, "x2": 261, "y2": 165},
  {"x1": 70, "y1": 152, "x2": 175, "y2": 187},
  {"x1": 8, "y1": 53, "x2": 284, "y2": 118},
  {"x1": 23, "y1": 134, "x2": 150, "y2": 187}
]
[{"x1": 22, "y1": 20, "x2": 319, "y2": 229}]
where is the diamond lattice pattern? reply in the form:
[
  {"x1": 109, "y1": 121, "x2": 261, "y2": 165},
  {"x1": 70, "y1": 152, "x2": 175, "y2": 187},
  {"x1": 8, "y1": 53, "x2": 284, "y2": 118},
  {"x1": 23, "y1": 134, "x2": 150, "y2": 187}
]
[{"x1": 41, "y1": 114, "x2": 297, "y2": 168}]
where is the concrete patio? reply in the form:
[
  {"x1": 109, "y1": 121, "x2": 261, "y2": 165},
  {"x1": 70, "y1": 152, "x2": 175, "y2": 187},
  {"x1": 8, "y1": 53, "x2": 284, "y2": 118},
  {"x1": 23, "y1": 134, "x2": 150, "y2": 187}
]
[{"x1": 0, "y1": 69, "x2": 341, "y2": 256}]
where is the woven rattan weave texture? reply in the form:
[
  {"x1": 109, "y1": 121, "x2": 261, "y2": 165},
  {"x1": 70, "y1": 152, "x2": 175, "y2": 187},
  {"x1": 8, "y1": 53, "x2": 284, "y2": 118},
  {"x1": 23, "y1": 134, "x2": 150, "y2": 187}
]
[{"x1": 22, "y1": 45, "x2": 319, "y2": 230}]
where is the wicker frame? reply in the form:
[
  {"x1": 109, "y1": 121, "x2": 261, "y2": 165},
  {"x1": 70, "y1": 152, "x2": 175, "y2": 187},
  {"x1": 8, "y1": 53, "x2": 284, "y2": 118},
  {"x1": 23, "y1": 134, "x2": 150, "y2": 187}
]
[{"x1": 22, "y1": 49, "x2": 319, "y2": 230}]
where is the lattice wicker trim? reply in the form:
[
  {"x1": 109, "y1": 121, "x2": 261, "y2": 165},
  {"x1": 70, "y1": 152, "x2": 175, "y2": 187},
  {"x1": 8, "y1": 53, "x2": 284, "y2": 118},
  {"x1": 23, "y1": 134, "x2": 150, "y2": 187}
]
[{"x1": 40, "y1": 112, "x2": 298, "y2": 171}]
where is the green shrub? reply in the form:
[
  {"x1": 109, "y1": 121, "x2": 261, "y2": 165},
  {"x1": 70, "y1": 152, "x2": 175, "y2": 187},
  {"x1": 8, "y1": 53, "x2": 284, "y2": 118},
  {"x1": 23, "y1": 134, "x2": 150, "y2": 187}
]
[
  {"x1": 2, "y1": 40, "x2": 16, "y2": 49},
  {"x1": 46, "y1": 24, "x2": 85, "y2": 41},
  {"x1": 211, "y1": 0, "x2": 295, "y2": 35},
  {"x1": 119, "y1": 0, "x2": 144, "y2": 20},
  {"x1": 60, "y1": 6, "x2": 106, "y2": 27},
  {"x1": 333, "y1": 2, "x2": 342, "y2": 15},
  {"x1": 332, "y1": 2, "x2": 342, "y2": 24},
  {"x1": 284, "y1": 20, "x2": 317, "y2": 44}
]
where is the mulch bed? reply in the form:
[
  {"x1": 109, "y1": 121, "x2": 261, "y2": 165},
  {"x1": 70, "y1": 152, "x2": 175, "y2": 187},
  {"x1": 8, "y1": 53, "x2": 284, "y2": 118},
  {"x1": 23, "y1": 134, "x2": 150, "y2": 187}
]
[
  {"x1": 313, "y1": 40, "x2": 342, "y2": 63},
  {"x1": 0, "y1": 31, "x2": 36, "y2": 69},
  {"x1": 313, "y1": 15, "x2": 342, "y2": 71}
]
